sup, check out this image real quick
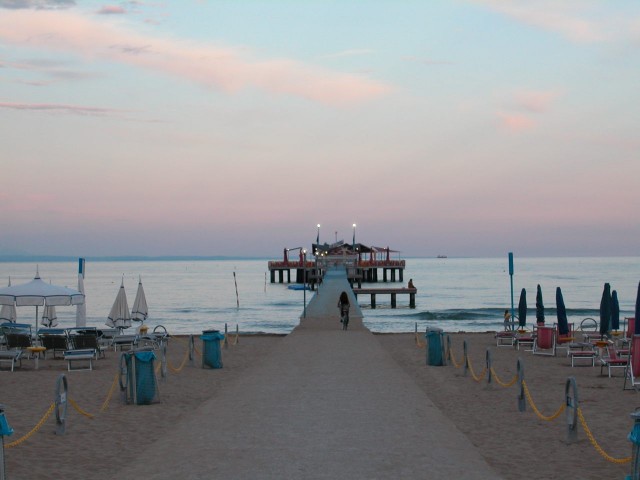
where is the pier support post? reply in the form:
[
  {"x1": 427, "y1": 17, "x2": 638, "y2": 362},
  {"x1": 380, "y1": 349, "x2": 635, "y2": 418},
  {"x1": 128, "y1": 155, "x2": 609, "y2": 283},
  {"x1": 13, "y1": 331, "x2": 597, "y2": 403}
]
[
  {"x1": 383, "y1": 268, "x2": 388, "y2": 282},
  {"x1": 391, "y1": 293, "x2": 396, "y2": 308},
  {"x1": 371, "y1": 293, "x2": 376, "y2": 309},
  {"x1": 410, "y1": 293, "x2": 416, "y2": 308}
]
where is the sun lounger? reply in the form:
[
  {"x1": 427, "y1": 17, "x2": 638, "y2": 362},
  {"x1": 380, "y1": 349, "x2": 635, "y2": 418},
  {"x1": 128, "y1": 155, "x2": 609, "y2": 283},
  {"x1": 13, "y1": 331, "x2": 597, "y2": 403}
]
[
  {"x1": 63, "y1": 349, "x2": 95, "y2": 371},
  {"x1": 0, "y1": 350, "x2": 22, "y2": 371},
  {"x1": 600, "y1": 344, "x2": 628, "y2": 377},
  {"x1": 495, "y1": 331, "x2": 515, "y2": 347},
  {"x1": 112, "y1": 334, "x2": 139, "y2": 351},
  {"x1": 532, "y1": 325, "x2": 556, "y2": 356},
  {"x1": 38, "y1": 329, "x2": 70, "y2": 358}
]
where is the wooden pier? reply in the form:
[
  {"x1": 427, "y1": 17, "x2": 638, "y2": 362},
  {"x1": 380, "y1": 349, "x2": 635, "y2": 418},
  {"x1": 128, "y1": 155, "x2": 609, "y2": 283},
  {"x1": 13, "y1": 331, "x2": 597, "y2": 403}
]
[
  {"x1": 267, "y1": 259, "x2": 405, "y2": 286},
  {"x1": 353, "y1": 287, "x2": 417, "y2": 309}
]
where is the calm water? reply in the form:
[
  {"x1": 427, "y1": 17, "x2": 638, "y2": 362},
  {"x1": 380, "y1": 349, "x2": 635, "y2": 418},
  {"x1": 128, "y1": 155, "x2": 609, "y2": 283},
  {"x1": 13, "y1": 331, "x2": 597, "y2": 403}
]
[{"x1": 1, "y1": 257, "x2": 638, "y2": 335}]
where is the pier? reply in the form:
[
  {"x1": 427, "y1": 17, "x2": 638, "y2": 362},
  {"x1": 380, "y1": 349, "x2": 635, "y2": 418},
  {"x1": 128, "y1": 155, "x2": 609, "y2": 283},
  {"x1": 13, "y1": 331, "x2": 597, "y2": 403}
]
[
  {"x1": 267, "y1": 242, "x2": 406, "y2": 286},
  {"x1": 353, "y1": 287, "x2": 417, "y2": 309}
]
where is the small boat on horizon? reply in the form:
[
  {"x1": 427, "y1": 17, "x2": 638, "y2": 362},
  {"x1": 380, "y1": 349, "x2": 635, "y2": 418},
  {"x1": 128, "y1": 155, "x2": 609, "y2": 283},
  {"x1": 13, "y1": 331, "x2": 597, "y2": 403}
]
[{"x1": 437, "y1": 255, "x2": 447, "y2": 259}]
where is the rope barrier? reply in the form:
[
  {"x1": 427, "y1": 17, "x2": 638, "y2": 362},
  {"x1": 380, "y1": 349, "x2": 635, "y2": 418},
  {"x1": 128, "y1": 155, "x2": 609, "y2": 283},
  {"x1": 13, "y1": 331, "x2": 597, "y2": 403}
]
[
  {"x1": 577, "y1": 407, "x2": 632, "y2": 464},
  {"x1": 69, "y1": 399, "x2": 94, "y2": 419},
  {"x1": 466, "y1": 355, "x2": 487, "y2": 382},
  {"x1": 489, "y1": 367, "x2": 518, "y2": 387},
  {"x1": 167, "y1": 343, "x2": 191, "y2": 373},
  {"x1": 5, "y1": 403, "x2": 55, "y2": 449},
  {"x1": 415, "y1": 332, "x2": 426, "y2": 348},
  {"x1": 521, "y1": 380, "x2": 565, "y2": 421}
]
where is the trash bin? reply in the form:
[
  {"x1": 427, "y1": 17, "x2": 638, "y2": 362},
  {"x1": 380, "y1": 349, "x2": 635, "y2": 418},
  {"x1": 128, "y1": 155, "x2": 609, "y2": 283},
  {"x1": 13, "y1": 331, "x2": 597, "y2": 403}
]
[
  {"x1": 201, "y1": 330, "x2": 225, "y2": 369},
  {"x1": 122, "y1": 351, "x2": 159, "y2": 405},
  {"x1": 425, "y1": 328, "x2": 444, "y2": 366}
]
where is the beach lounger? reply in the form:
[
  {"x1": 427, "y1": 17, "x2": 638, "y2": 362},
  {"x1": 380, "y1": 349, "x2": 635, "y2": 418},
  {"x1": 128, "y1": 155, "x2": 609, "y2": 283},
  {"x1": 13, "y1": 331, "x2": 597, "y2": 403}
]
[
  {"x1": 600, "y1": 344, "x2": 628, "y2": 377},
  {"x1": 532, "y1": 325, "x2": 556, "y2": 356},
  {"x1": 64, "y1": 348, "x2": 95, "y2": 371},
  {"x1": 5, "y1": 332, "x2": 33, "y2": 350},
  {"x1": 68, "y1": 328, "x2": 106, "y2": 358},
  {"x1": 624, "y1": 335, "x2": 640, "y2": 391},
  {"x1": 495, "y1": 331, "x2": 515, "y2": 347},
  {"x1": 112, "y1": 334, "x2": 139, "y2": 351},
  {"x1": 38, "y1": 329, "x2": 71, "y2": 359},
  {"x1": 0, "y1": 349, "x2": 22, "y2": 371},
  {"x1": 555, "y1": 322, "x2": 575, "y2": 356}
]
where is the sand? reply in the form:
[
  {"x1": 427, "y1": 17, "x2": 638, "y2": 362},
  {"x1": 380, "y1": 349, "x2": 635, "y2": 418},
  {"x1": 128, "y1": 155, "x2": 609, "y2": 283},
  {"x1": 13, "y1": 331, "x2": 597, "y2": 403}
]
[{"x1": 1, "y1": 331, "x2": 637, "y2": 479}]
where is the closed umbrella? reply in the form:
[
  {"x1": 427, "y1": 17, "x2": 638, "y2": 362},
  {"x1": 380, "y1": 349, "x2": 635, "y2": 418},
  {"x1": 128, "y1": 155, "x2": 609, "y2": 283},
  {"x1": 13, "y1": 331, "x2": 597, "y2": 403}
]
[
  {"x1": 611, "y1": 290, "x2": 620, "y2": 332},
  {"x1": 131, "y1": 276, "x2": 148, "y2": 323},
  {"x1": 556, "y1": 287, "x2": 569, "y2": 335},
  {"x1": 635, "y1": 281, "x2": 640, "y2": 335},
  {"x1": 106, "y1": 279, "x2": 131, "y2": 331},
  {"x1": 75, "y1": 273, "x2": 86, "y2": 327},
  {"x1": 41, "y1": 304, "x2": 58, "y2": 328},
  {"x1": 0, "y1": 278, "x2": 16, "y2": 323},
  {"x1": 599, "y1": 283, "x2": 612, "y2": 338},
  {"x1": 517, "y1": 288, "x2": 527, "y2": 328},
  {"x1": 536, "y1": 284, "x2": 545, "y2": 325}
]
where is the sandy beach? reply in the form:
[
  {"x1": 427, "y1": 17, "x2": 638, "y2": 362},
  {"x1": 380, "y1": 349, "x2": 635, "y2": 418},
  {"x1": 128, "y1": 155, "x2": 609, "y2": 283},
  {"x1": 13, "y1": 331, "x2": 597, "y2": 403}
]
[{"x1": 1, "y1": 331, "x2": 637, "y2": 479}]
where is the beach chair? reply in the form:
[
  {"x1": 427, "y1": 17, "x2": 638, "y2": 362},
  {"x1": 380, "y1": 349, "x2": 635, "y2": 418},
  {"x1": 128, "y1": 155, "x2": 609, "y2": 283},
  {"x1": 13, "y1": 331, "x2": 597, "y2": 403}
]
[
  {"x1": 63, "y1": 348, "x2": 95, "y2": 371},
  {"x1": 112, "y1": 334, "x2": 139, "y2": 351},
  {"x1": 624, "y1": 335, "x2": 640, "y2": 391},
  {"x1": 38, "y1": 329, "x2": 71, "y2": 359},
  {"x1": 532, "y1": 325, "x2": 556, "y2": 356},
  {"x1": 0, "y1": 349, "x2": 23, "y2": 371},
  {"x1": 68, "y1": 327, "x2": 106, "y2": 358},
  {"x1": 495, "y1": 331, "x2": 515, "y2": 347},
  {"x1": 555, "y1": 322, "x2": 575, "y2": 356},
  {"x1": 600, "y1": 344, "x2": 628, "y2": 377},
  {"x1": 5, "y1": 332, "x2": 33, "y2": 350},
  {"x1": 515, "y1": 329, "x2": 535, "y2": 351}
]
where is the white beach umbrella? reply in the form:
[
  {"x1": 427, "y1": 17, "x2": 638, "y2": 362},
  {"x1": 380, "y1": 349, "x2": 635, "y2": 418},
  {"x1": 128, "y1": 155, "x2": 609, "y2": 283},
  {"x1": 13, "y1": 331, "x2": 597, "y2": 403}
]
[
  {"x1": 75, "y1": 274, "x2": 87, "y2": 327},
  {"x1": 106, "y1": 279, "x2": 131, "y2": 330},
  {"x1": 0, "y1": 269, "x2": 84, "y2": 331},
  {"x1": 0, "y1": 277, "x2": 17, "y2": 323},
  {"x1": 41, "y1": 304, "x2": 58, "y2": 328},
  {"x1": 131, "y1": 276, "x2": 148, "y2": 323}
]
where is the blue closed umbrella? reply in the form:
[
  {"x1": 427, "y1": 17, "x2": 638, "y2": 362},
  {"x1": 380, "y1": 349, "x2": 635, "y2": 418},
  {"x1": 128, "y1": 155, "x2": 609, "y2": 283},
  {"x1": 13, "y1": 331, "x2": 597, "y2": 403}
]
[
  {"x1": 599, "y1": 283, "x2": 611, "y2": 338},
  {"x1": 611, "y1": 290, "x2": 620, "y2": 331},
  {"x1": 536, "y1": 284, "x2": 545, "y2": 325},
  {"x1": 518, "y1": 288, "x2": 527, "y2": 328},
  {"x1": 556, "y1": 287, "x2": 569, "y2": 335},
  {"x1": 635, "y1": 281, "x2": 640, "y2": 335}
]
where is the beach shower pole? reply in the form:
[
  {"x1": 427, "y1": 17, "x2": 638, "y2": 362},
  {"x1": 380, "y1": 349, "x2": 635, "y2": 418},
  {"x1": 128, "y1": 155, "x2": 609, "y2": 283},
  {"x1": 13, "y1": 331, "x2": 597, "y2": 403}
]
[
  {"x1": 303, "y1": 250, "x2": 307, "y2": 318},
  {"x1": 509, "y1": 252, "x2": 515, "y2": 331}
]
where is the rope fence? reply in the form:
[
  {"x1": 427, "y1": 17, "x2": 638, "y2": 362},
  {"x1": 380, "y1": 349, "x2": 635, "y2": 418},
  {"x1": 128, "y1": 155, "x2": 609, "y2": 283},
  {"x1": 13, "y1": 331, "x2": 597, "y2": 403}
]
[
  {"x1": 2, "y1": 324, "x2": 237, "y2": 452},
  {"x1": 434, "y1": 335, "x2": 633, "y2": 466}
]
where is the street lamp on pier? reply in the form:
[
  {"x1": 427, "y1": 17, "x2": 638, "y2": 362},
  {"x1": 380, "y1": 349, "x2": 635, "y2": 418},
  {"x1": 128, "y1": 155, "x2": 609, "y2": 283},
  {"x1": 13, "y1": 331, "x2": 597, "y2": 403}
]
[{"x1": 352, "y1": 223, "x2": 357, "y2": 248}]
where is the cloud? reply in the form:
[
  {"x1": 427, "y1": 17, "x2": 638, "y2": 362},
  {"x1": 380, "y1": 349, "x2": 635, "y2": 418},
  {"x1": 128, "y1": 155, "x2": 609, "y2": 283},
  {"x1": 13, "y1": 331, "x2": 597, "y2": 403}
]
[
  {"x1": 497, "y1": 112, "x2": 536, "y2": 132},
  {"x1": 511, "y1": 89, "x2": 560, "y2": 113},
  {"x1": 0, "y1": 0, "x2": 74, "y2": 9},
  {"x1": 473, "y1": 0, "x2": 639, "y2": 45},
  {"x1": 0, "y1": 101, "x2": 124, "y2": 115},
  {"x1": 0, "y1": 9, "x2": 392, "y2": 106},
  {"x1": 321, "y1": 49, "x2": 374, "y2": 59},
  {"x1": 97, "y1": 5, "x2": 126, "y2": 15}
]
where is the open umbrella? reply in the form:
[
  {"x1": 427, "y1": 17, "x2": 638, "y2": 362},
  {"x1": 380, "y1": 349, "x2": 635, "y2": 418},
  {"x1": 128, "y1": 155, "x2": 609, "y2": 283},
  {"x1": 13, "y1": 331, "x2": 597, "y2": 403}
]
[
  {"x1": 0, "y1": 269, "x2": 84, "y2": 331},
  {"x1": 517, "y1": 288, "x2": 527, "y2": 328},
  {"x1": 611, "y1": 290, "x2": 620, "y2": 332},
  {"x1": 535, "y1": 284, "x2": 545, "y2": 325},
  {"x1": 0, "y1": 278, "x2": 16, "y2": 323},
  {"x1": 41, "y1": 304, "x2": 58, "y2": 327},
  {"x1": 106, "y1": 279, "x2": 131, "y2": 331},
  {"x1": 131, "y1": 276, "x2": 148, "y2": 323},
  {"x1": 556, "y1": 287, "x2": 569, "y2": 335},
  {"x1": 599, "y1": 283, "x2": 611, "y2": 338}
]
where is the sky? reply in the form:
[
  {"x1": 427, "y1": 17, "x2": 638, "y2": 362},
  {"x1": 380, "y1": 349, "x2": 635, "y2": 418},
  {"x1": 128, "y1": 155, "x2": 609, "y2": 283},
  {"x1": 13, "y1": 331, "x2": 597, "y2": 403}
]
[{"x1": 1, "y1": 0, "x2": 639, "y2": 258}]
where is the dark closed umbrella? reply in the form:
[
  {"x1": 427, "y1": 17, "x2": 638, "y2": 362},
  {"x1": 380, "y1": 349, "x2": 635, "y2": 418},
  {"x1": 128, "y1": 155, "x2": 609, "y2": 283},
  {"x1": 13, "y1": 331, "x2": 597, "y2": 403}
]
[
  {"x1": 611, "y1": 290, "x2": 620, "y2": 331},
  {"x1": 599, "y1": 283, "x2": 611, "y2": 337},
  {"x1": 518, "y1": 288, "x2": 527, "y2": 328},
  {"x1": 635, "y1": 281, "x2": 640, "y2": 335},
  {"x1": 536, "y1": 284, "x2": 545, "y2": 325},
  {"x1": 556, "y1": 287, "x2": 569, "y2": 335}
]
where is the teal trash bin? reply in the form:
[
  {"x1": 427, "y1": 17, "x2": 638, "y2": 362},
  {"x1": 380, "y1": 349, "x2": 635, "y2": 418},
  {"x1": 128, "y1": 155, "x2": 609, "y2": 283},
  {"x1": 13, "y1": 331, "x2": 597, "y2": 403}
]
[
  {"x1": 201, "y1": 330, "x2": 224, "y2": 369},
  {"x1": 425, "y1": 328, "x2": 444, "y2": 366}
]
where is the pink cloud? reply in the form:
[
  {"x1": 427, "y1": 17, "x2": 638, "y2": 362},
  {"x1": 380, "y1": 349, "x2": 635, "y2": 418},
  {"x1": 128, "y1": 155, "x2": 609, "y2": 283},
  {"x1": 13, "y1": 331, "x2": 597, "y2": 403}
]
[
  {"x1": 97, "y1": 5, "x2": 126, "y2": 15},
  {"x1": 0, "y1": 101, "x2": 123, "y2": 115},
  {"x1": 473, "y1": 0, "x2": 639, "y2": 45},
  {"x1": 0, "y1": 9, "x2": 391, "y2": 106},
  {"x1": 497, "y1": 112, "x2": 535, "y2": 132},
  {"x1": 512, "y1": 90, "x2": 559, "y2": 113}
]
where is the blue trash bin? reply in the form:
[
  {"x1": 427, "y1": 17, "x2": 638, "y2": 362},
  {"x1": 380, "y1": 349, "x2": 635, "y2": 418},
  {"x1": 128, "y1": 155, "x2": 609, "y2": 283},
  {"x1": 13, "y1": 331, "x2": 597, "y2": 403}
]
[
  {"x1": 201, "y1": 330, "x2": 224, "y2": 369},
  {"x1": 425, "y1": 328, "x2": 444, "y2": 366}
]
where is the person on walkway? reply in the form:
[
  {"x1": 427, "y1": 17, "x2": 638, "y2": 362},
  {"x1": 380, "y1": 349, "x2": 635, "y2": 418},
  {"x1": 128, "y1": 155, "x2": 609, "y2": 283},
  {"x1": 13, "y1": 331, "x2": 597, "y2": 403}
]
[
  {"x1": 338, "y1": 291, "x2": 350, "y2": 330},
  {"x1": 503, "y1": 309, "x2": 512, "y2": 331},
  {"x1": 408, "y1": 279, "x2": 415, "y2": 289}
]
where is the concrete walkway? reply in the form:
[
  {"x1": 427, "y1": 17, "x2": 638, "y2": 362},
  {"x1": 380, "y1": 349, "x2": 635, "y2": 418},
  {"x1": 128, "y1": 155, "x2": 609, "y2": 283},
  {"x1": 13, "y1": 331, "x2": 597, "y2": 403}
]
[{"x1": 115, "y1": 271, "x2": 502, "y2": 479}]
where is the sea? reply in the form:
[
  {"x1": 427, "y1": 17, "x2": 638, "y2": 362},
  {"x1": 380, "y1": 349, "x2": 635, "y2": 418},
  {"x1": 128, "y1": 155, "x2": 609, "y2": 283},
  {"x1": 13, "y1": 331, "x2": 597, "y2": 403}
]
[{"x1": 1, "y1": 257, "x2": 638, "y2": 335}]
